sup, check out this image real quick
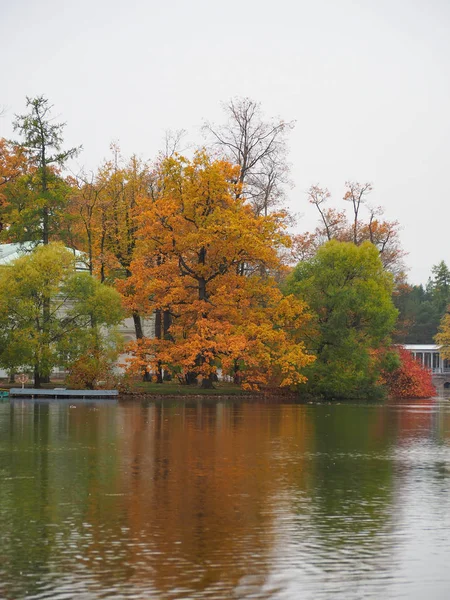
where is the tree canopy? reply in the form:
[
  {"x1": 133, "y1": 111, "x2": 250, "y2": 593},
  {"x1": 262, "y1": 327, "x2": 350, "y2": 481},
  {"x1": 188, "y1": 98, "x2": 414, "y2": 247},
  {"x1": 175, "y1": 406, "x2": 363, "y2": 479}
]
[
  {"x1": 394, "y1": 260, "x2": 450, "y2": 344},
  {"x1": 0, "y1": 243, "x2": 124, "y2": 386},
  {"x1": 286, "y1": 240, "x2": 398, "y2": 399},
  {"x1": 122, "y1": 151, "x2": 314, "y2": 388},
  {"x1": 2, "y1": 96, "x2": 81, "y2": 245}
]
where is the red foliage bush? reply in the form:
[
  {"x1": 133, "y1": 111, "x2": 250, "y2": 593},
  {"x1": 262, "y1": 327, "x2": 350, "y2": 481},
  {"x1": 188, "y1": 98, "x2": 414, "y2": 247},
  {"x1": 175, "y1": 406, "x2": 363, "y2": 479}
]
[{"x1": 384, "y1": 347, "x2": 436, "y2": 399}]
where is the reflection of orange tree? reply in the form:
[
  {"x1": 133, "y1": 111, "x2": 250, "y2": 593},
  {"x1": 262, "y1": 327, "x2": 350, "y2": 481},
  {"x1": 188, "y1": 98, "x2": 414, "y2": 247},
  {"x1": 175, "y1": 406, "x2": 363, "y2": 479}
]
[
  {"x1": 79, "y1": 402, "x2": 314, "y2": 597},
  {"x1": 389, "y1": 398, "x2": 435, "y2": 441},
  {"x1": 370, "y1": 399, "x2": 435, "y2": 446}
]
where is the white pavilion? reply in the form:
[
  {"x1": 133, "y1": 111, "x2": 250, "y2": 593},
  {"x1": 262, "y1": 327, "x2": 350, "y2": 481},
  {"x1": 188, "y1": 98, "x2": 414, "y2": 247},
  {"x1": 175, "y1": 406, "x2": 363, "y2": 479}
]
[{"x1": 403, "y1": 344, "x2": 450, "y2": 373}]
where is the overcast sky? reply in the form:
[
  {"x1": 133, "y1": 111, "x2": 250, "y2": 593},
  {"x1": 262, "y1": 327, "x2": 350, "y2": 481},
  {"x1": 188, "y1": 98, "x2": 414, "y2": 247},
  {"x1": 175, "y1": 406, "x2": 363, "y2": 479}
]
[{"x1": 1, "y1": 0, "x2": 449, "y2": 284}]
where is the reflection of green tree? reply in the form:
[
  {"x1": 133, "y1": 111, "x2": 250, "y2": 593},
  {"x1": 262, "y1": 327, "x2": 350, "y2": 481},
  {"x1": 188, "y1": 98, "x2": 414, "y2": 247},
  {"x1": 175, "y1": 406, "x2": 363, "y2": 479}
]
[
  {"x1": 307, "y1": 404, "x2": 395, "y2": 545},
  {"x1": 0, "y1": 403, "x2": 52, "y2": 596},
  {"x1": 0, "y1": 402, "x2": 122, "y2": 599}
]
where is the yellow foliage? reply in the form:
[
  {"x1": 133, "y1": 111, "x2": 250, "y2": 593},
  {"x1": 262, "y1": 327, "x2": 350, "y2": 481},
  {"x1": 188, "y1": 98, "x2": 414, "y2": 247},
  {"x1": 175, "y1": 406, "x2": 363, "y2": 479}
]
[{"x1": 123, "y1": 152, "x2": 314, "y2": 387}]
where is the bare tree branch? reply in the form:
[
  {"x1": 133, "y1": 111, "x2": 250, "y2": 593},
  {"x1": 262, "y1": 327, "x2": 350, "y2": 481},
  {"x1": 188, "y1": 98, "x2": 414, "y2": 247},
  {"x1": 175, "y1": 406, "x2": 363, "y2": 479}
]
[{"x1": 203, "y1": 97, "x2": 294, "y2": 216}]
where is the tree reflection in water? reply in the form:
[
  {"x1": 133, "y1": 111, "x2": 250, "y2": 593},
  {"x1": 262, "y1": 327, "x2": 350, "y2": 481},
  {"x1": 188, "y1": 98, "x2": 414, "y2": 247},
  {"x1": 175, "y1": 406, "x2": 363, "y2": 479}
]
[{"x1": 0, "y1": 397, "x2": 448, "y2": 599}]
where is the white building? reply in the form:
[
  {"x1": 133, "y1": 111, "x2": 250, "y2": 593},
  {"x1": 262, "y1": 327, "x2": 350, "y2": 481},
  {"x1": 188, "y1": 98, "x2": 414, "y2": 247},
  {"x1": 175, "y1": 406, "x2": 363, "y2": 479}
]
[{"x1": 403, "y1": 344, "x2": 450, "y2": 374}]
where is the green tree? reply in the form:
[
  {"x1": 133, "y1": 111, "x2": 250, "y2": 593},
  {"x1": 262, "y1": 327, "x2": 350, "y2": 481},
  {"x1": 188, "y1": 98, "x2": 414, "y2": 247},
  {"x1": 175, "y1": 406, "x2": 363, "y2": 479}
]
[
  {"x1": 0, "y1": 244, "x2": 124, "y2": 386},
  {"x1": 286, "y1": 240, "x2": 398, "y2": 399},
  {"x1": 395, "y1": 261, "x2": 450, "y2": 344},
  {"x1": 434, "y1": 263, "x2": 450, "y2": 356},
  {"x1": 428, "y1": 260, "x2": 450, "y2": 315},
  {"x1": 3, "y1": 97, "x2": 81, "y2": 383},
  {"x1": 10, "y1": 95, "x2": 81, "y2": 245},
  {"x1": 393, "y1": 283, "x2": 439, "y2": 344}
]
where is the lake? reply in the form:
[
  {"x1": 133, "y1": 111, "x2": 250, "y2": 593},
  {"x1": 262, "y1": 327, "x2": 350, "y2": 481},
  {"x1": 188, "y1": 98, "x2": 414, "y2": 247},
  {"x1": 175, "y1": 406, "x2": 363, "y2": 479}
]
[{"x1": 1, "y1": 397, "x2": 450, "y2": 599}]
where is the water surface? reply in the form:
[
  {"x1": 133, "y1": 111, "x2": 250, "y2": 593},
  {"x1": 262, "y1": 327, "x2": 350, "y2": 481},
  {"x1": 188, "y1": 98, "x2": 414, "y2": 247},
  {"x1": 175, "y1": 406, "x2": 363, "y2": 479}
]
[{"x1": 1, "y1": 398, "x2": 450, "y2": 599}]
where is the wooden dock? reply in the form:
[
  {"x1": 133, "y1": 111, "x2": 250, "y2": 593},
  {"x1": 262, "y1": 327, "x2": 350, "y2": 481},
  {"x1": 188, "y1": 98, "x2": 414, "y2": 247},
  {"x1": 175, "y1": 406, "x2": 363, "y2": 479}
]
[{"x1": 9, "y1": 388, "x2": 118, "y2": 399}]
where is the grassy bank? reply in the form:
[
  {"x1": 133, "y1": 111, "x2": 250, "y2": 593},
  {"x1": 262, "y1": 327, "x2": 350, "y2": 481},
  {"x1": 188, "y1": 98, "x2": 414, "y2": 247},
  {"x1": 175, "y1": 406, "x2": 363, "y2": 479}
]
[
  {"x1": 128, "y1": 381, "x2": 250, "y2": 396},
  {"x1": 1, "y1": 377, "x2": 302, "y2": 399},
  {"x1": 0, "y1": 378, "x2": 251, "y2": 396}
]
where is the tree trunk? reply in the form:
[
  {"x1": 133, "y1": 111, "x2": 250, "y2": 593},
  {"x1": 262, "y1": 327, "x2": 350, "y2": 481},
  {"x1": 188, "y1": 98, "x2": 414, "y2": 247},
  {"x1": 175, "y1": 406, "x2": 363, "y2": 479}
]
[
  {"x1": 154, "y1": 309, "x2": 161, "y2": 339},
  {"x1": 132, "y1": 310, "x2": 153, "y2": 381},
  {"x1": 34, "y1": 366, "x2": 41, "y2": 388},
  {"x1": 156, "y1": 361, "x2": 163, "y2": 384},
  {"x1": 151, "y1": 310, "x2": 163, "y2": 383},
  {"x1": 161, "y1": 311, "x2": 173, "y2": 380},
  {"x1": 41, "y1": 297, "x2": 50, "y2": 384},
  {"x1": 163, "y1": 310, "x2": 172, "y2": 339},
  {"x1": 201, "y1": 376, "x2": 215, "y2": 389},
  {"x1": 185, "y1": 371, "x2": 198, "y2": 385},
  {"x1": 233, "y1": 360, "x2": 241, "y2": 385},
  {"x1": 132, "y1": 311, "x2": 144, "y2": 339},
  {"x1": 199, "y1": 277, "x2": 207, "y2": 302},
  {"x1": 43, "y1": 206, "x2": 49, "y2": 245}
]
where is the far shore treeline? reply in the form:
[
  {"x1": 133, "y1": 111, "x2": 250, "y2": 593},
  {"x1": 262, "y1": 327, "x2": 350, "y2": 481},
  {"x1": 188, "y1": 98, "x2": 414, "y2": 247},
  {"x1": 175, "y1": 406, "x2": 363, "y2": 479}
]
[{"x1": 0, "y1": 96, "x2": 446, "y2": 398}]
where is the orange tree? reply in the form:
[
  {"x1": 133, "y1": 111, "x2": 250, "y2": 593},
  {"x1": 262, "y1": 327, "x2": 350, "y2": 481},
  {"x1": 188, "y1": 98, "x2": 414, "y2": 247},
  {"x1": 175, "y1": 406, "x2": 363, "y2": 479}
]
[
  {"x1": 292, "y1": 183, "x2": 406, "y2": 281},
  {"x1": 382, "y1": 347, "x2": 435, "y2": 398},
  {"x1": 65, "y1": 148, "x2": 154, "y2": 341},
  {"x1": 121, "y1": 151, "x2": 314, "y2": 389},
  {"x1": 0, "y1": 138, "x2": 26, "y2": 191},
  {"x1": 0, "y1": 138, "x2": 27, "y2": 233}
]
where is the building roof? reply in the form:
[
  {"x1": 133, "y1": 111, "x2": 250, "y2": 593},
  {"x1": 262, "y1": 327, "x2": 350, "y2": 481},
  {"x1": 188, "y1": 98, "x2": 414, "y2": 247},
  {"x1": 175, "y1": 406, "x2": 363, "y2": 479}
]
[
  {"x1": 0, "y1": 242, "x2": 89, "y2": 271},
  {"x1": 403, "y1": 344, "x2": 441, "y2": 351},
  {"x1": 0, "y1": 243, "x2": 27, "y2": 265}
]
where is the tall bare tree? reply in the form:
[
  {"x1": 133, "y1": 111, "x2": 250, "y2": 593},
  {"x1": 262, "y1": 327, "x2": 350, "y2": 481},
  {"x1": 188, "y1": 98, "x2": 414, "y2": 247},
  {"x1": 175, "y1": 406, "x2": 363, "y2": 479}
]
[
  {"x1": 203, "y1": 98, "x2": 294, "y2": 216},
  {"x1": 293, "y1": 182, "x2": 406, "y2": 281},
  {"x1": 162, "y1": 128, "x2": 188, "y2": 158},
  {"x1": 343, "y1": 181, "x2": 373, "y2": 245}
]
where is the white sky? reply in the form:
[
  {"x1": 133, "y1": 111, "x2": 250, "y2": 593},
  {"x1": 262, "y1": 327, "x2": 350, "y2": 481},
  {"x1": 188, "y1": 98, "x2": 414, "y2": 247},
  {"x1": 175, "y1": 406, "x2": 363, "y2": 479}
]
[{"x1": 1, "y1": 0, "x2": 449, "y2": 284}]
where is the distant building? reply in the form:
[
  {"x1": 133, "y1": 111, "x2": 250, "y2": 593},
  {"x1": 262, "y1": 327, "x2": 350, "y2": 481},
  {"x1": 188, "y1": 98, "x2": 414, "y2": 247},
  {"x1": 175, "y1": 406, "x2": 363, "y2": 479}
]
[
  {"x1": 403, "y1": 344, "x2": 449, "y2": 374},
  {"x1": 0, "y1": 242, "x2": 88, "y2": 270}
]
